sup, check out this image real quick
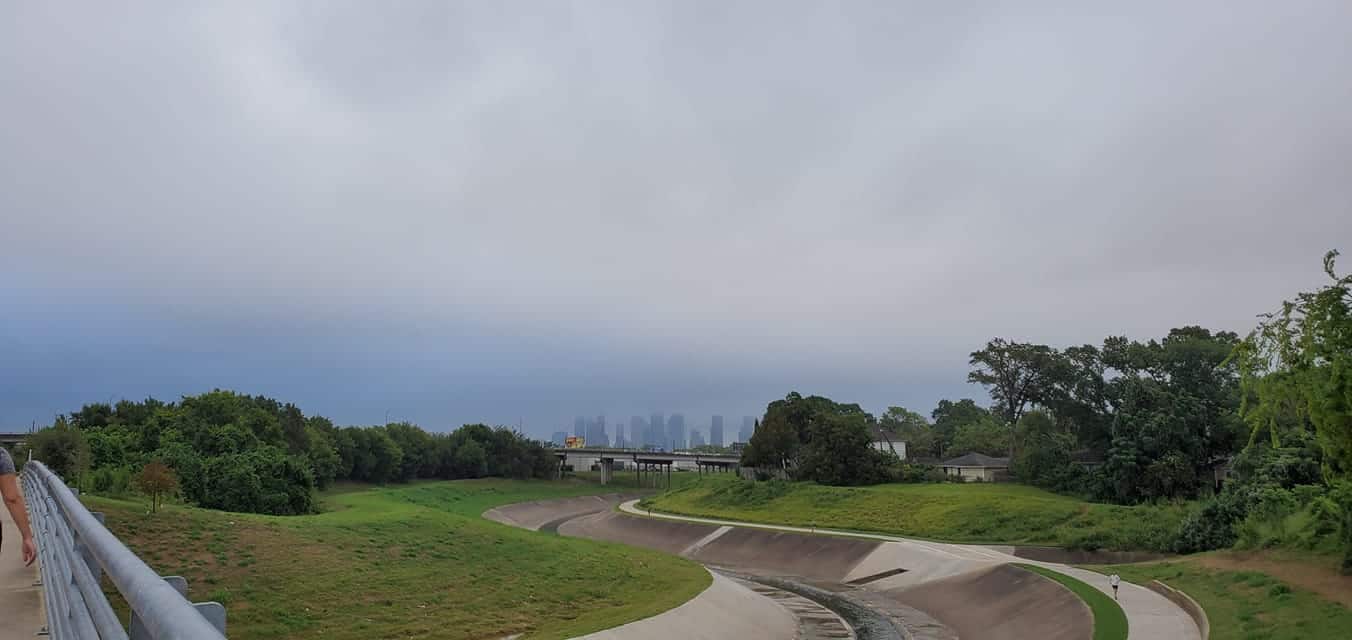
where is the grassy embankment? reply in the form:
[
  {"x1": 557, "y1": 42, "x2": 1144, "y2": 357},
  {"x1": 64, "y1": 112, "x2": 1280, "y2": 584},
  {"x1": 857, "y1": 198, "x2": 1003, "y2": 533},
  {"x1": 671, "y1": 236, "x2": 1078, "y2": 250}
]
[
  {"x1": 641, "y1": 475, "x2": 1191, "y2": 551},
  {"x1": 1089, "y1": 554, "x2": 1352, "y2": 640},
  {"x1": 1016, "y1": 564, "x2": 1128, "y2": 640},
  {"x1": 85, "y1": 478, "x2": 710, "y2": 640}
]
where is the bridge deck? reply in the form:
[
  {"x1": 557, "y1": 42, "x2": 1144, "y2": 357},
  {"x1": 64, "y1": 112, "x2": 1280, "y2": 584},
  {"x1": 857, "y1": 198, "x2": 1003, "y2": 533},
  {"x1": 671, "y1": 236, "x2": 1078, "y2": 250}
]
[{"x1": 0, "y1": 485, "x2": 42, "y2": 640}]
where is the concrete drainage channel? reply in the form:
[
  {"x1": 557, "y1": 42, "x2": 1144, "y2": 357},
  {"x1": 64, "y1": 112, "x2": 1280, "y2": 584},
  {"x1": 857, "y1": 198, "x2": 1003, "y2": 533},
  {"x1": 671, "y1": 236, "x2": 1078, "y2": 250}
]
[{"x1": 720, "y1": 570, "x2": 907, "y2": 640}]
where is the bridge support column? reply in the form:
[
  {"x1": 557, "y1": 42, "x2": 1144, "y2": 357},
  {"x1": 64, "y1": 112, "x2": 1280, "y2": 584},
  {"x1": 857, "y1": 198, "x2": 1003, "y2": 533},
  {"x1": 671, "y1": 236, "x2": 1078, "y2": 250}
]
[{"x1": 600, "y1": 458, "x2": 613, "y2": 485}]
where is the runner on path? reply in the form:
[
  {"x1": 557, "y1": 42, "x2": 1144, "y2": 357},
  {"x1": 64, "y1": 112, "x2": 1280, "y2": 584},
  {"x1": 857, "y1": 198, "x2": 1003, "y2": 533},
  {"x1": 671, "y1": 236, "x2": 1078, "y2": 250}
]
[{"x1": 1109, "y1": 573, "x2": 1121, "y2": 600}]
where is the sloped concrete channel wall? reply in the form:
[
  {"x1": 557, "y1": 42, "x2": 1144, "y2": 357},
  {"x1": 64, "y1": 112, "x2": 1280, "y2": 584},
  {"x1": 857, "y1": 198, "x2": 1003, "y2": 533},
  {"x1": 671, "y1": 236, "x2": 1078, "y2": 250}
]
[
  {"x1": 485, "y1": 495, "x2": 1099, "y2": 640},
  {"x1": 883, "y1": 564, "x2": 1092, "y2": 640}
]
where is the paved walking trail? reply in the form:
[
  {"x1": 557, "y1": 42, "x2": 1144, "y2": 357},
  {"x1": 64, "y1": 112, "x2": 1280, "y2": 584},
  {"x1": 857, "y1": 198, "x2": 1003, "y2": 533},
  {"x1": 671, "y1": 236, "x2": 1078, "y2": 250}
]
[
  {"x1": 570, "y1": 569, "x2": 797, "y2": 640},
  {"x1": 0, "y1": 488, "x2": 42, "y2": 640},
  {"x1": 619, "y1": 500, "x2": 1200, "y2": 640}
]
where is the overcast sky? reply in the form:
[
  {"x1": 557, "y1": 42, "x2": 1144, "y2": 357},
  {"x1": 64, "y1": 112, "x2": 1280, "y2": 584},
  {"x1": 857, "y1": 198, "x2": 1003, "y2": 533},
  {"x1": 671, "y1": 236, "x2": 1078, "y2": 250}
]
[{"x1": 3, "y1": 1, "x2": 1350, "y2": 438}]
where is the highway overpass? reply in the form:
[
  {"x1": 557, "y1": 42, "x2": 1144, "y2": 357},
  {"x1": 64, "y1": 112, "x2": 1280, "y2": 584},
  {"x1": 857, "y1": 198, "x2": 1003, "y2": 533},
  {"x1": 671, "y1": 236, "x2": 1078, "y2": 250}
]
[
  {"x1": 0, "y1": 432, "x2": 31, "y2": 449},
  {"x1": 552, "y1": 448, "x2": 741, "y2": 486}
]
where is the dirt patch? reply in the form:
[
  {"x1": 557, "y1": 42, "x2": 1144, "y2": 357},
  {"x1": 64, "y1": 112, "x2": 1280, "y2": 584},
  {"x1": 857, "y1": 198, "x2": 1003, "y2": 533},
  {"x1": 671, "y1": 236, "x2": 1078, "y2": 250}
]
[
  {"x1": 886, "y1": 564, "x2": 1092, "y2": 640},
  {"x1": 1192, "y1": 551, "x2": 1352, "y2": 608}
]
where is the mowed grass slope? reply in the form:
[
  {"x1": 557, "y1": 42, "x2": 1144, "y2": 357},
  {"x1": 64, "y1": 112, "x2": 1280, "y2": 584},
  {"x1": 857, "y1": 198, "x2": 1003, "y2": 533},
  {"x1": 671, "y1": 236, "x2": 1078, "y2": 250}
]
[
  {"x1": 642, "y1": 476, "x2": 1191, "y2": 551},
  {"x1": 1093, "y1": 559, "x2": 1352, "y2": 640},
  {"x1": 86, "y1": 479, "x2": 710, "y2": 640}
]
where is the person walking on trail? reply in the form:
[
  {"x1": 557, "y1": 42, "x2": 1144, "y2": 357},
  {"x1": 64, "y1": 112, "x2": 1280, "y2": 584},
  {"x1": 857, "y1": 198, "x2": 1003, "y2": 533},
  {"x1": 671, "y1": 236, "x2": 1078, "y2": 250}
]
[
  {"x1": 0, "y1": 448, "x2": 38, "y2": 567},
  {"x1": 1109, "y1": 573, "x2": 1121, "y2": 600}
]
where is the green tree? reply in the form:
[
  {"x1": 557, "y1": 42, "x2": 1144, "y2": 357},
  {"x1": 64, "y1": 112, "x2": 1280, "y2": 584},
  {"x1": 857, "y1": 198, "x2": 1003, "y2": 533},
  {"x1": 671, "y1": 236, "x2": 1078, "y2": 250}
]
[
  {"x1": 931, "y1": 399, "x2": 991, "y2": 456},
  {"x1": 968, "y1": 339, "x2": 1061, "y2": 425},
  {"x1": 452, "y1": 440, "x2": 488, "y2": 478},
  {"x1": 29, "y1": 417, "x2": 92, "y2": 485},
  {"x1": 1095, "y1": 326, "x2": 1241, "y2": 502},
  {"x1": 1233, "y1": 250, "x2": 1352, "y2": 570},
  {"x1": 949, "y1": 416, "x2": 1011, "y2": 457},
  {"x1": 304, "y1": 425, "x2": 341, "y2": 489},
  {"x1": 741, "y1": 392, "x2": 883, "y2": 485},
  {"x1": 879, "y1": 406, "x2": 935, "y2": 458},
  {"x1": 797, "y1": 412, "x2": 891, "y2": 485},
  {"x1": 385, "y1": 421, "x2": 435, "y2": 481},
  {"x1": 1012, "y1": 410, "x2": 1080, "y2": 490}
]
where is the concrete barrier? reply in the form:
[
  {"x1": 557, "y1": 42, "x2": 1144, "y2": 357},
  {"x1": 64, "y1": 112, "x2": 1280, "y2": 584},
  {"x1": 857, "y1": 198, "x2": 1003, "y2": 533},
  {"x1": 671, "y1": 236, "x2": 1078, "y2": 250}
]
[{"x1": 1147, "y1": 580, "x2": 1209, "y2": 640}]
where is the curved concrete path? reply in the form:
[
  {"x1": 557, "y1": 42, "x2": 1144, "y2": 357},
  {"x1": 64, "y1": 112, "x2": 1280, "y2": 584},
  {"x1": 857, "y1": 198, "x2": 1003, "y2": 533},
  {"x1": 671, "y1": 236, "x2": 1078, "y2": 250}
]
[
  {"x1": 620, "y1": 500, "x2": 1200, "y2": 640},
  {"x1": 570, "y1": 568, "x2": 797, "y2": 640}
]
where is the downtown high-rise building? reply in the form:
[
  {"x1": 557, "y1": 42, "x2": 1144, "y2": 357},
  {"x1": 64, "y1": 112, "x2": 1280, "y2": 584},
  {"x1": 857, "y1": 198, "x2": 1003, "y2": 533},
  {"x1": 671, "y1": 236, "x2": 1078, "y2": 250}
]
[
  {"x1": 666, "y1": 413, "x2": 686, "y2": 450},
  {"x1": 614, "y1": 423, "x2": 627, "y2": 448},
  {"x1": 710, "y1": 415, "x2": 724, "y2": 448},
  {"x1": 586, "y1": 415, "x2": 609, "y2": 448},
  {"x1": 551, "y1": 431, "x2": 569, "y2": 447},
  {"x1": 689, "y1": 428, "x2": 706, "y2": 448},
  {"x1": 574, "y1": 416, "x2": 586, "y2": 439},
  {"x1": 739, "y1": 416, "x2": 756, "y2": 443},
  {"x1": 630, "y1": 416, "x2": 646, "y2": 449},
  {"x1": 648, "y1": 413, "x2": 664, "y2": 449}
]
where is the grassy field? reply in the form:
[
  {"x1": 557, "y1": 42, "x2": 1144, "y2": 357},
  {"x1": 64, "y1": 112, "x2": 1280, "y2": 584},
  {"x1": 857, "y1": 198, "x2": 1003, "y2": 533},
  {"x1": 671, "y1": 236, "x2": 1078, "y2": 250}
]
[
  {"x1": 86, "y1": 478, "x2": 710, "y2": 640},
  {"x1": 640, "y1": 476, "x2": 1191, "y2": 551},
  {"x1": 1090, "y1": 558, "x2": 1352, "y2": 640},
  {"x1": 1016, "y1": 564, "x2": 1128, "y2": 640}
]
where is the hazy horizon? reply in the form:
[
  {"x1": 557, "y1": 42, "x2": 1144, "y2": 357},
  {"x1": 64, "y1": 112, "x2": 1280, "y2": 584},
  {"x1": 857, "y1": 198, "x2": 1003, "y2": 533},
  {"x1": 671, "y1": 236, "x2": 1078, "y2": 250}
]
[{"x1": 4, "y1": 2, "x2": 1350, "y2": 440}]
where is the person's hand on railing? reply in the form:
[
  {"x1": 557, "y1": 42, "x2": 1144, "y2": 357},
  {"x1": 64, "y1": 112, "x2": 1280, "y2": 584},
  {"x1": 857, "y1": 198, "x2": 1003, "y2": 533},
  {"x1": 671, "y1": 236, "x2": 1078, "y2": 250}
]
[{"x1": 22, "y1": 536, "x2": 36, "y2": 566}]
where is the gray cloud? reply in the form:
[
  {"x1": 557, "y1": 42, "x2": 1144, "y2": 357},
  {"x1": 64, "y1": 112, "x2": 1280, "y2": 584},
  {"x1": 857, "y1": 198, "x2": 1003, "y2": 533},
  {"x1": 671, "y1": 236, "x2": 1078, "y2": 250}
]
[{"x1": 3, "y1": 1, "x2": 1350, "y2": 432}]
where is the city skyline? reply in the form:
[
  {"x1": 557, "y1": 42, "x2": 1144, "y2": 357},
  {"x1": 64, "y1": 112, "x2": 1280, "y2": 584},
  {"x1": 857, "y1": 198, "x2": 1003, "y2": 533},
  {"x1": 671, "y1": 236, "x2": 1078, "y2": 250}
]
[{"x1": 549, "y1": 412, "x2": 757, "y2": 449}]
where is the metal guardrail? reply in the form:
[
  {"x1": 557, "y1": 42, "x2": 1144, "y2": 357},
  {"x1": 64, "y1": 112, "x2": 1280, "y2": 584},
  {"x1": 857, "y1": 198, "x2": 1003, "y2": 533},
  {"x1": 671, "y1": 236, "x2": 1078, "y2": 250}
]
[{"x1": 22, "y1": 461, "x2": 228, "y2": 639}]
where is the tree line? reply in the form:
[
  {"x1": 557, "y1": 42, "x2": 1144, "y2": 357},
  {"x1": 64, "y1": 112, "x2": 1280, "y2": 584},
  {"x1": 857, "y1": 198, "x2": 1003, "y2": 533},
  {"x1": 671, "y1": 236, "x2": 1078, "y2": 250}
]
[
  {"x1": 741, "y1": 251, "x2": 1350, "y2": 569},
  {"x1": 24, "y1": 390, "x2": 558, "y2": 515}
]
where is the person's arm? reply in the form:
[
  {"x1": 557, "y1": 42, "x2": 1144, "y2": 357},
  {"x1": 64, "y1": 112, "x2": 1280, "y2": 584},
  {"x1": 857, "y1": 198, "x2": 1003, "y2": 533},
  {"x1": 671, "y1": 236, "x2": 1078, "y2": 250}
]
[{"x1": 0, "y1": 471, "x2": 37, "y2": 567}]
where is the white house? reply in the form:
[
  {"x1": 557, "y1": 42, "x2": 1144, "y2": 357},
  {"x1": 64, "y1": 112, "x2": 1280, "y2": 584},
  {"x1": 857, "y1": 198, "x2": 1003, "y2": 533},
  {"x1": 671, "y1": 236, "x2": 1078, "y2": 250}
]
[{"x1": 870, "y1": 426, "x2": 907, "y2": 460}]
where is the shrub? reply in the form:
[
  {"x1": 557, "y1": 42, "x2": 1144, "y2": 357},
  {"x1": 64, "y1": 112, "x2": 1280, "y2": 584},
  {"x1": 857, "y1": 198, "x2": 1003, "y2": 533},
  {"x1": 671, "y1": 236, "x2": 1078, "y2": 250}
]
[
  {"x1": 1173, "y1": 490, "x2": 1244, "y2": 553},
  {"x1": 133, "y1": 461, "x2": 179, "y2": 513},
  {"x1": 88, "y1": 465, "x2": 134, "y2": 497}
]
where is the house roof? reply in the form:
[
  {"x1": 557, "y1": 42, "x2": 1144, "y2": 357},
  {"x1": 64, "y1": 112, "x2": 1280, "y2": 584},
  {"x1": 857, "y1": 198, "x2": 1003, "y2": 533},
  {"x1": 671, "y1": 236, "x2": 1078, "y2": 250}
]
[{"x1": 940, "y1": 453, "x2": 1010, "y2": 468}]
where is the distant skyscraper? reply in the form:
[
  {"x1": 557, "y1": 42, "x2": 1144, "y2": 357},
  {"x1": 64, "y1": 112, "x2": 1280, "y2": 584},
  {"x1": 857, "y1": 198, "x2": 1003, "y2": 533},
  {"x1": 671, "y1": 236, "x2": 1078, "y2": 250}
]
[
  {"x1": 667, "y1": 413, "x2": 686, "y2": 450},
  {"x1": 649, "y1": 413, "x2": 664, "y2": 449},
  {"x1": 690, "y1": 429, "x2": 706, "y2": 448},
  {"x1": 710, "y1": 415, "x2": 724, "y2": 448},
  {"x1": 614, "y1": 423, "x2": 627, "y2": 448},
  {"x1": 551, "y1": 431, "x2": 569, "y2": 447},
  {"x1": 629, "y1": 416, "x2": 645, "y2": 449},
  {"x1": 739, "y1": 416, "x2": 755, "y2": 443},
  {"x1": 586, "y1": 415, "x2": 608, "y2": 448},
  {"x1": 574, "y1": 416, "x2": 586, "y2": 439}
]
